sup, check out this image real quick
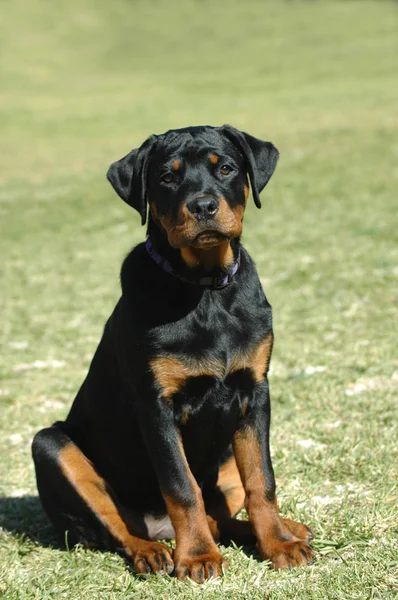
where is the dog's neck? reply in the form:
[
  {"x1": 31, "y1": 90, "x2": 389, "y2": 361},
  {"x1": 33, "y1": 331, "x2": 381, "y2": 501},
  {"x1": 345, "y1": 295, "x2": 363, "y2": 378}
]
[
  {"x1": 179, "y1": 243, "x2": 234, "y2": 272},
  {"x1": 146, "y1": 215, "x2": 241, "y2": 282}
]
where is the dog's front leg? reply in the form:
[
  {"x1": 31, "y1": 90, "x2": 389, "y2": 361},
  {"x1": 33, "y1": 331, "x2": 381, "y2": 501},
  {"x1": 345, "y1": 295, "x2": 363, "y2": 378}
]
[
  {"x1": 233, "y1": 380, "x2": 314, "y2": 569},
  {"x1": 138, "y1": 396, "x2": 225, "y2": 582}
]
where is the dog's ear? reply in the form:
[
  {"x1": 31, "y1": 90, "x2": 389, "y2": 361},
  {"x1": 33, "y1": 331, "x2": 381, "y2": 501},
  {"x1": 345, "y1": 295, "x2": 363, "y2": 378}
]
[
  {"x1": 221, "y1": 125, "x2": 279, "y2": 208},
  {"x1": 107, "y1": 135, "x2": 157, "y2": 225}
]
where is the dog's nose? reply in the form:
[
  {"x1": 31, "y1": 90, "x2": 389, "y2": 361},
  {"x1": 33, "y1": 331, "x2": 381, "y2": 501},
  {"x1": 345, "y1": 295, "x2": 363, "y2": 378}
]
[{"x1": 187, "y1": 196, "x2": 219, "y2": 220}]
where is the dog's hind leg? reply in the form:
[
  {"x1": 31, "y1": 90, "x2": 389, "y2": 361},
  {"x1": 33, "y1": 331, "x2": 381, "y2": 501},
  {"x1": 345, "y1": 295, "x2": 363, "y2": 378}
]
[
  {"x1": 31, "y1": 425, "x2": 174, "y2": 575},
  {"x1": 205, "y1": 455, "x2": 256, "y2": 546}
]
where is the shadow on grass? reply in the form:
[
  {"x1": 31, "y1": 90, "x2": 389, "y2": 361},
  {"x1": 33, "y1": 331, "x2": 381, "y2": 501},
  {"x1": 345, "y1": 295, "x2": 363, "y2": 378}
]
[
  {"x1": 0, "y1": 495, "x2": 59, "y2": 548},
  {"x1": 0, "y1": 495, "x2": 260, "y2": 562}
]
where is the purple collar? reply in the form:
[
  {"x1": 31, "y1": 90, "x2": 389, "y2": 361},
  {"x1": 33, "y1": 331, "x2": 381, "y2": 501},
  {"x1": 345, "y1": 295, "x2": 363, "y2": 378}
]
[{"x1": 145, "y1": 238, "x2": 240, "y2": 289}]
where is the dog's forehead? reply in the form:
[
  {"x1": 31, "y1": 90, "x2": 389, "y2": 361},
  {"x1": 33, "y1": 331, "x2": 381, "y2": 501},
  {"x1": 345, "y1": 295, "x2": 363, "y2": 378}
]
[{"x1": 153, "y1": 127, "x2": 240, "y2": 164}]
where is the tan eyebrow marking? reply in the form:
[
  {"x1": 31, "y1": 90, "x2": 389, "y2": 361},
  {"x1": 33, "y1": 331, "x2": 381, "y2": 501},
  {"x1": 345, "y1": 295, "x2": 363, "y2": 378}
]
[
  {"x1": 209, "y1": 153, "x2": 220, "y2": 165},
  {"x1": 171, "y1": 160, "x2": 181, "y2": 171}
]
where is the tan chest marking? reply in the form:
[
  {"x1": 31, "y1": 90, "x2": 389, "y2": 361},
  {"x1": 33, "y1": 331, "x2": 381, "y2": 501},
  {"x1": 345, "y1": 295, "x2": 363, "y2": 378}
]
[
  {"x1": 230, "y1": 332, "x2": 273, "y2": 383},
  {"x1": 150, "y1": 332, "x2": 273, "y2": 400},
  {"x1": 149, "y1": 355, "x2": 225, "y2": 400}
]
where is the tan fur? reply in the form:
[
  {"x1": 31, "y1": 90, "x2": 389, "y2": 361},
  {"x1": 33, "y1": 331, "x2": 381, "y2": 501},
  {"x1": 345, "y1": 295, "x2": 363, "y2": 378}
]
[
  {"x1": 181, "y1": 241, "x2": 234, "y2": 271},
  {"x1": 150, "y1": 333, "x2": 273, "y2": 400},
  {"x1": 230, "y1": 332, "x2": 274, "y2": 382},
  {"x1": 150, "y1": 355, "x2": 225, "y2": 400},
  {"x1": 161, "y1": 196, "x2": 243, "y2": 253},
  {"x1": 233, "y1": 427, "x2": 314, "y2": 569},
  {"x1": 59, "y1": 443, "x2": 133, "y2": 546}
]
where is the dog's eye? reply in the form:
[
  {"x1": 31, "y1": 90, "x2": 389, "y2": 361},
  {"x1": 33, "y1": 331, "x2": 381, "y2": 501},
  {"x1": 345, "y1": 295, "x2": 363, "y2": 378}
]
[
  {"x1": 160, "y1": 173, "x2": 175, "y2": 184},
  {"x1": 220, "y1": 165, "x2": 233, "y2": 176}
]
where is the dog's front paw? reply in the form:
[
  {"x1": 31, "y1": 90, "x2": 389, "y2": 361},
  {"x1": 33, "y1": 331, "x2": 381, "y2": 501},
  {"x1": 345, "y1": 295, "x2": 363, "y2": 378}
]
[
  {"x1": 259, "y1": 532, "x2": 314, "y2": 570},
  {"x1": 269, "y1": 538, "x2": 314, "y2": 569},
  {"x1": 126, "y1": 540, "x2": 174, "y2": 576},
  {"x1": 174, "y1": 548, "x2": 225, "y2": 582},
  {"x1": 281, "y1": 518, "x2": 315, "y2": 543}
]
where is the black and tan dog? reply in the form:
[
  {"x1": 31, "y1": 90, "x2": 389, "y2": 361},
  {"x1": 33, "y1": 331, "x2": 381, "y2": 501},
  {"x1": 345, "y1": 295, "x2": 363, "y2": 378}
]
[{"x1": 32, "y1": 125, "x2": 314, "y2": 582}]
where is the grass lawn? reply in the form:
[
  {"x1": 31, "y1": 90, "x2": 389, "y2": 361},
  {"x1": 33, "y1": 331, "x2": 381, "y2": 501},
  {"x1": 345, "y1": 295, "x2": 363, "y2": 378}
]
[{"x1": 1, "y1": 0, "x2": 397, "y2": 598}]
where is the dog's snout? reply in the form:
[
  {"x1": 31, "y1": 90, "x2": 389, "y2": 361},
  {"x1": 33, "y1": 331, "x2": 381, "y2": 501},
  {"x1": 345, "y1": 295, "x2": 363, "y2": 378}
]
[{"x1": 187, "y1": 196, "x2": 219, "y2": 220}]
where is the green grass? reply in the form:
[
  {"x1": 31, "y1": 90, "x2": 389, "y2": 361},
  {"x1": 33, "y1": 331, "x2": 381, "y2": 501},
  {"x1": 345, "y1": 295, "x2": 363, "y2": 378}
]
[{"x1": 1, "y1": 0, "x2": 398, "y2": 598}]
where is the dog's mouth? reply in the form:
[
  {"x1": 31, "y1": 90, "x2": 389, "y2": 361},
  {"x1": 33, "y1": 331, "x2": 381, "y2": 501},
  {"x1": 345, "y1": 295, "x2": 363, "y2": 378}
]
[
  {"x1": 191, "y1": 230, "x2": 228, "y2": 248},
  {"x1": 163, "y1": 208, "x2": 243, "y2": 250}
]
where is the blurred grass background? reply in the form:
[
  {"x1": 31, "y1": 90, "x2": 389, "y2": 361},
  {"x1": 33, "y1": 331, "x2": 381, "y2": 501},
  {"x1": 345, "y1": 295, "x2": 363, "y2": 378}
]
[{"x1": 0, "y1": 0, "x2": 397, "y2": 598}]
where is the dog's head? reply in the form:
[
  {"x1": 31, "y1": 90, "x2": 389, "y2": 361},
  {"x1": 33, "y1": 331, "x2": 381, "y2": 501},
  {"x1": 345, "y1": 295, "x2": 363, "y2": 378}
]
[{"x1": 107, "y1": 125, "x2": 279, "y2": 251}]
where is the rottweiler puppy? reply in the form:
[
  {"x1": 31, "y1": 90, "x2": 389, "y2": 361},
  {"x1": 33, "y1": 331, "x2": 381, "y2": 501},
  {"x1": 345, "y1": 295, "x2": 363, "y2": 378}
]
[{"x1": 32, "y1": 125, "x2": 314, "y2": 582}]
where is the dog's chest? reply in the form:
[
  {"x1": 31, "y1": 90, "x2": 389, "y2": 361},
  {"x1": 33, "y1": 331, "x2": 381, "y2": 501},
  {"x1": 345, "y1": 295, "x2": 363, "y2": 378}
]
[{"x1": 149, "y1": 297, "x2": 272, "y2": 402}]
